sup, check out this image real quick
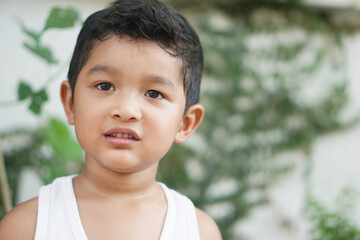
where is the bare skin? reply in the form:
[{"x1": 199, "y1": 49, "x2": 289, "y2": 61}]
[
  {"x1": 0, "y1": 37, "x2": 222, "y2": 240},
  {"x1": 0, "y1": 190, "x2": 221, "y2": 240},
  {"x1": 0, "y1": 170, "x2": 221, "y2": 240}
]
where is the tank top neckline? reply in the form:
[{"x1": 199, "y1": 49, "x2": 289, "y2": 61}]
[{"x1": 63, "y1": 175, "x2": 174, "y2": 240}]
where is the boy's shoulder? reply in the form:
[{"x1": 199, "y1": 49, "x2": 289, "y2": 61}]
[
  {"x1": 0, "y1": 197, "x2": 38, "y2": 240},
  {"x1": 196, "y1": 208, "x2": 223, "y2": 240}
]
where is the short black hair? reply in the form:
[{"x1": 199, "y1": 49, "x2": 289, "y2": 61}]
[{"x1": 67, "y1": 0, "x2": 203, "y2": 113}]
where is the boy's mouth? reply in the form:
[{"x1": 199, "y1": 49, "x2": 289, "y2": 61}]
[
  {"x1": 107, "y1": 132, "x2": 135, "y2": 139},
  {"x1": 104, "y1": 127, "x2": 140, "y2": 140}
]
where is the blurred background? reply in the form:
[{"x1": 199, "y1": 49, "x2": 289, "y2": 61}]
[{"x1": 0, "y1": 0, "x2": 360, "y2": 239}]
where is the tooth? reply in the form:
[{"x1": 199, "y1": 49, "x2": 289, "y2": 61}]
[{"x1": 108, "y1": 132, "x2": 136, "y2": 139}]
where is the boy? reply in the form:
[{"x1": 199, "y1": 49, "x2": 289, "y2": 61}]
[{"x1": 0, "y1": 0, "x2": 222, "y2": 239}]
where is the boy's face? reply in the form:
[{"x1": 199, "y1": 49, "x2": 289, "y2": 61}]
[{"x1": 61, "y1": 36, "x2": 203, "y2": 174}]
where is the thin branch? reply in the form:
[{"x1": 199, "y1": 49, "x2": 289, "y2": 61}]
[
  {"x1": 0, "y1": 141, "x2": 13, "y2": 213},
  {"x1": 0, "y1": 100, "x2": 22, "y2": 108},
  {"x1": 0, "y1": 56, "x2": 71, "y2": 109},
  {"x1": 44, "y1": 56, "x2": 72, "y2": 88}
]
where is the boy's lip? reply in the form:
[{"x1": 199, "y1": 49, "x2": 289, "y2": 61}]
[{"x1": 104, "y1": 127, "x2": 140, "y2": 140}]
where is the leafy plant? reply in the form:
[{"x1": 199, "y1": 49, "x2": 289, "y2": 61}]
[
  {"x1": 307, "y1": 189, "x2": 360, "y2": 240},
  {"x1": 161, "y1": 2, "x2": 359, "y2": 239},
  {"x1": 0, "y1": 6, "x2": 83, "y2": 219},
  {"x1": 16, "y1": 7, "x2": 81, "y2": 114}
]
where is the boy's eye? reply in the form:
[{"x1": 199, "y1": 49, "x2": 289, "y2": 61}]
[
  {"x1": 145, "y1": 90, "x2": 164, "y2": 99},
  {"x1": 96, "y1": 82, "x2": 114, "y2": 91}
]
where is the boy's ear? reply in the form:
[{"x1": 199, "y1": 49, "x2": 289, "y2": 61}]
[
  {"x1": 175, "y1": 104, "x2": 204, "y2": 143},
  {"x1": 60, "y1": 81, "x2": 75, "y2": 125}
]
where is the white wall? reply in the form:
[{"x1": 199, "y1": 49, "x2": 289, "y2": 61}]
[
  {"x1": 304, "y1": 0, "x2": 360, "y2": 8},
  {"x1": 237, "y1": 32, "x2": 360, "y2": 240}
]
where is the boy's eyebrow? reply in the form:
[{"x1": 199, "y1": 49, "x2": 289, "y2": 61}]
[
  {"x1": 87, "y1": 64, "x2": 117, "y2": 75},
  {"x1": 146, "y1": 74, "x2": 177, "y2": 90}
]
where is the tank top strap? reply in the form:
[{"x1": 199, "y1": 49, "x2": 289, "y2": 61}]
[
  {"x1": 62, "y1": 175, "x2": 88, "y2": 240},
  {"x1": 158, "y1": 183, "x2": 200, "y2": 240},
  {"x1": 34, "y1": 184, "x2": 51, "y2": 240},
  {"x1": 34, "y1": 175, "x2": 87, "y2": 240}
]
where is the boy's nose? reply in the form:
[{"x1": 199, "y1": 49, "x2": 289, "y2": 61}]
[{"x1": 110, "y1": 94, "x2": 142, "y2": 121}]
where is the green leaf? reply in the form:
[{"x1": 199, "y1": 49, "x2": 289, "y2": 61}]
[
  {"x1": 33, "y1": 89, "x2": 49, "y2": 103},
  {"x1": 17, "y1": 81, "x2": 33, "y2": 101},
  {"x1": 23, "y1": 42, "x2": 58, "y2": 64},
  {"x1": 27, "y1": 89, "x2": 48, "y2": 115},
  {"x1": 45, "y1": 118, "x2": 82, "y2": 160},
  {"x1": 28, "y1": 100, "x2": 41, "y2": 115},
  {"x1": 43, "y1": 7, "x2": 80, "y2": 31},
  {"x1": 18, "y1": 20, "x2": 41, "y2": 44}
]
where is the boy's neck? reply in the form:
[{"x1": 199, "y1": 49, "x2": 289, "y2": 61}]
[{"x1": 77, "y1": 159, "x2": 160, "y2": 200}]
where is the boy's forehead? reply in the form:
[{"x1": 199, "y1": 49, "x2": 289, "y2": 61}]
[
  {"x1": 84, "y1": 36, "x2": 185, "y2": 85},
  {"x1": 92, "y1": 35, "x2": 179, "y2": 61}
]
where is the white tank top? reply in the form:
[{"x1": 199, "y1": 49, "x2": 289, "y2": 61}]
[{"x1": 34, "y1": 175, "x2": 200, "y2": 240}]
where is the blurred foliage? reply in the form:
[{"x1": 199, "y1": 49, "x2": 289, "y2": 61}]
[
  {"x1": 307, "y1": 188, "x2": 360, "y2": 240},
  {"x1": 0, "y1": 118, "x2": 83, "y2": 218},
  {"x1": 159, "y1": 1, "x2": 359, "y2": 239},
  {"x1": 17, "y1": 7, "x2": 81, "y2": 114},
  {"x1": 18, "y1": 81, "x2": 48, "y2": 115},
  {"x1": 0, "y1": 7, "x2": 83, "y2": 219},
  {"x1": 1, "y1": 2, "x2": 360, "y2": 239}
]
